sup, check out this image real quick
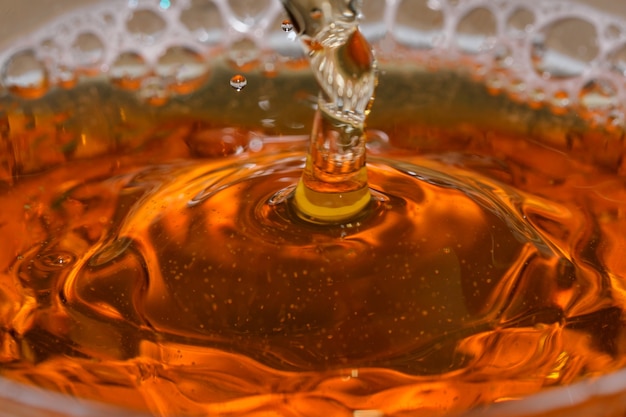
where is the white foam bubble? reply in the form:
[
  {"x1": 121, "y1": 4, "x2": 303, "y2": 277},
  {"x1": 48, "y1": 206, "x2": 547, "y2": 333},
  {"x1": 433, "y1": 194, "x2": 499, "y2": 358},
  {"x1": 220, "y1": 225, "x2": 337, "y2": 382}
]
[{"x1": 0, "y1": 0, "x2": 624, "y2": 120}]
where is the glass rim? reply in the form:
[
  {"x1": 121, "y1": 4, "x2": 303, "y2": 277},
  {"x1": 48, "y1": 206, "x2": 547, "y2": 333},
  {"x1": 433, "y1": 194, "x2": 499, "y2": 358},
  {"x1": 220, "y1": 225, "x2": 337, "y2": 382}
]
[{"x1": 2, "y1": 365, "x2": 626, "y2": 416}]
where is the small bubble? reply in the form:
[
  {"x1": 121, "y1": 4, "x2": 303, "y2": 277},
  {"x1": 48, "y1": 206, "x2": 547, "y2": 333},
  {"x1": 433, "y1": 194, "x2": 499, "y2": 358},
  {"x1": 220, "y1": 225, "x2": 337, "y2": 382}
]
[
  {"x1": 531, "y1": 18, "x2": 598, "y2": 78},
  {"x1": 507, "y1": 8, "x2": 535, "y2": 37},
  {"x1": 494, "y1": 45, "x2": 513, "y2": 68},
  {"x1": 249, "y1": 137, "x2": 264, "y2": 152},
  {"x1": 608, "y1": 44, "x2": 626, "y2": 76},
  {"x1": 455, "y1": 7, "x2": 497, "y2": 54},
  {"x1": 156, "y1": 46, "x2": 209, "y2": 94},
  {"x1": 53, "y1": 65, "x2": 78, "y2": 89},
  {"x1": 427, "y1": 0, "x2": 441, "y2": 10},
  {"x1": 528, "y1": 87, "x2": 546, "y2": 108},
  {"x1": 549, "y1": 90, "x2": 571, "y2": 114},
  {"x1": 139, "y1": 76, "x2": 169, "y2": 106},
  {"x1": 230, "y1": 74, "x2": 247, "y2": 91},
  {"x1": 608, "y1": 109, "x2": 626, "y2": 131},
  {"x1": 110, "y1": 52, "x2": 149, "y2": 90},
  {"x1": 180, "y1": 0, "x2": 223, "y2": 44},
  {"x1": 102, "y1": 13, "x2": 115, "y2": 25},
  {"x1": 229, "y1": 0, "x2": 271, "y2": 25},
  {"x1": 485, "y1": 72, "x2": 506, "y2": 95},
  {"x1": 268, "y1": 185, "x2": 297, "y2": 206},
  {"x1": 186, "y1": 126, "x2": 249, "y2": 158},
  {"x1": 39, "y1": 38, "x2": 62, "y2": 64},
  {"x1": 579, "y1": 79, "x2": 618, "y2": 111},
  {"x1": 258, "y1": 97, "x2": 271, "y2": 111},
  {"x1": 353, "y1": 410, "x2": 384, "y2": 417},
  {"x1": 227, "y1": 38, "x2": 260, "y2": 70},
  {"x1": 262, "y1": 57, "x2": 279, "y2": 77},
  {"x1": 281, "y1": 19, "x2": 294, "y2": 32},
  {"x1": 510, "y1": 79, "x2": 526, "y2": 92},
  {"x1": 394, "y1": 0, "x2": 445, "y2": 49},
  {"x1": 261, "y1": 118, "x2": 275, "y2": 128},
  {"x1": 605, "y1": 24, "x2": 622, "y2": 40},
  {"x1": 71, "y1": 32, "x2": 105, "y2": 70},
  {"x1": 126, "y1": 9, "x2": 167, "y2": 43},
  {"x1": 360, "y1": 1, "x2": 385, "y2": 27},
  {"x1": 507, "y1": 78, "x2": 527, "y2": 101},
  {"x1": 35, "y1": 252, "x2": 76, "y2": 272},
  {"x1": 2, "y1": 50, "x2": 49, "y2": 99},
  {"x1": 365, "y1": 129, "x2": 391, "y2": 154},
  {"x1": 310, "y1": 8, "x2": 323, "y2": 19}
]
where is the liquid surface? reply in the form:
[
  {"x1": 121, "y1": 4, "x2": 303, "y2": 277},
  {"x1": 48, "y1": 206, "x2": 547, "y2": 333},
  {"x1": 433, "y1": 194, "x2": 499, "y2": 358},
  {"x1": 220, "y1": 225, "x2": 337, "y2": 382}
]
[
  {"x1": 1, "y1": 66, "x2": 626, "y2": 416},
  {"x1": 2, "y1": 0, "x2": 626, "y2": 415}
]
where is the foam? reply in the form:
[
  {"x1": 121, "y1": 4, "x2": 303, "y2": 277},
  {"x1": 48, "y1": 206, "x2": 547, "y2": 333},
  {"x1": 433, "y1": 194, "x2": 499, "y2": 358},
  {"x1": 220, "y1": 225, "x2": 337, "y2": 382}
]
[{"x1": 0, "y1": 0, "x2": 625, "y2": 122}]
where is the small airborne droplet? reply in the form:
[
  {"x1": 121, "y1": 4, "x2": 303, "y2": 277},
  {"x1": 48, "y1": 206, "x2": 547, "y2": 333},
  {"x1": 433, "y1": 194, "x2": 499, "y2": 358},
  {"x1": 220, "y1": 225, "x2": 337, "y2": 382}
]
[
  {"x1": 229, "y1": 74, "x2": 247, "y2": 91},
  {"x1": 281, "y1": 19, "x2": 294, "y2": 32}
]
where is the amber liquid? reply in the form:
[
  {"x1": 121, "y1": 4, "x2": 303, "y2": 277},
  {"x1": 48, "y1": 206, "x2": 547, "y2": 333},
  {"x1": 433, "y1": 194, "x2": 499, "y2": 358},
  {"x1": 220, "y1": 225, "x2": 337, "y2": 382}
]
[{"x1": 1, "y1": 65, "x2": 626, "y2": 416}]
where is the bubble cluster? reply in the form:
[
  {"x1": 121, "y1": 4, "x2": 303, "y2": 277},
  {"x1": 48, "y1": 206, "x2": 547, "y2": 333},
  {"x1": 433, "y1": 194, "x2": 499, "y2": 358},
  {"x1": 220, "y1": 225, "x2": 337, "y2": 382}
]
[
  {"x1": 0, "y1": 0, "x2": 624, "y2": 122},
  {"x1": 381, "y1": 0, "x2": 626, "y2": 125}
]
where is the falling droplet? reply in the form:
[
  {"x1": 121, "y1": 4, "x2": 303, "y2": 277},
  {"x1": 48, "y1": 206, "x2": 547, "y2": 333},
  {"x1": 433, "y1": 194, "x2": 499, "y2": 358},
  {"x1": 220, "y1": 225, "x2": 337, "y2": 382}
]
[
  {"x1": 230, "y1": 74, "x2": 247, "y2": 91},
  {"x1": 281, "y1": 19, "x2": 294, "y2": 32}
]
